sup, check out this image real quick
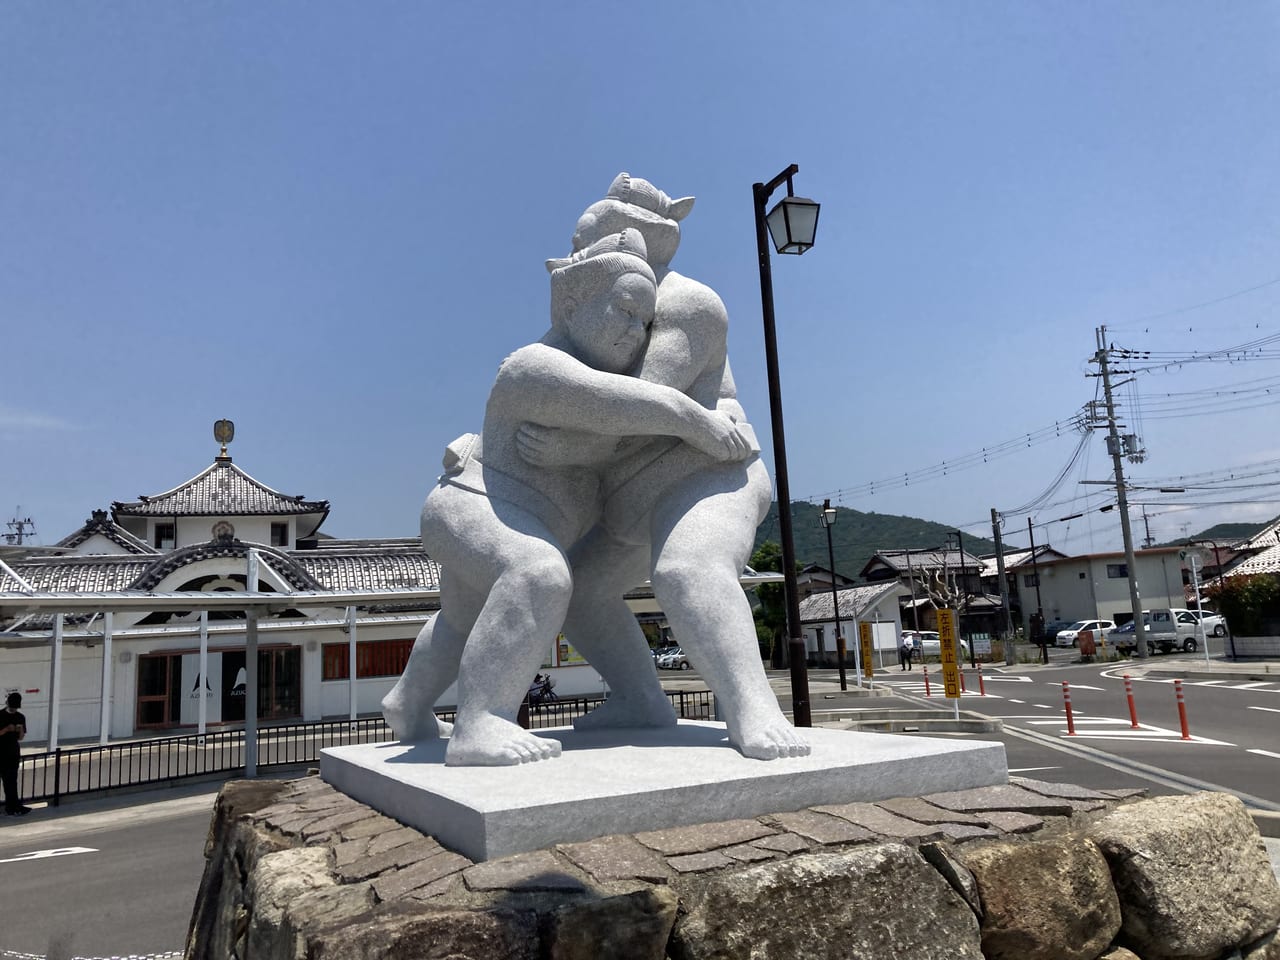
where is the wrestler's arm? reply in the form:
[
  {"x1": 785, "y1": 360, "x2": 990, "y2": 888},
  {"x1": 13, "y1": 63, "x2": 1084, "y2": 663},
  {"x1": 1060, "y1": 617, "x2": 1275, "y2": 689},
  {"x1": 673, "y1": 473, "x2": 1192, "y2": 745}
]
[
  {"x1": 497, "y1": 345, "x2": 750, "y2": 462},
  {"x1": 635, "y1": 282, "x2": 727, "y2": 395}
]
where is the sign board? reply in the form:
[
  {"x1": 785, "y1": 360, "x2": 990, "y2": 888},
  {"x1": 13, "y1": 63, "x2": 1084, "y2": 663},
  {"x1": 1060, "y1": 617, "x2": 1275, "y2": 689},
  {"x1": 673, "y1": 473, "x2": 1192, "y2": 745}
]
[
  {"x1": 858, "y1": 622, "x2": 874, "y2": 679},
  {"x1": 971, "y1": 633, "x2": 992, "y2": 656},
  {"x1": 936, "y1": 608, "x2": 962, "y2": 699}
]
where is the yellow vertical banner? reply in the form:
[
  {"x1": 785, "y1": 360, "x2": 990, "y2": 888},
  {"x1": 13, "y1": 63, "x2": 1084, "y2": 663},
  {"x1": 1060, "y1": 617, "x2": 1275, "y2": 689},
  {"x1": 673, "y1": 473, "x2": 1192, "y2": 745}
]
[
  {"x1": 936, "y1": 609, "x2": 962, "y2": 699},
  {"x1": 858, "y1": 621, "x2": 873, "y2": 679}
]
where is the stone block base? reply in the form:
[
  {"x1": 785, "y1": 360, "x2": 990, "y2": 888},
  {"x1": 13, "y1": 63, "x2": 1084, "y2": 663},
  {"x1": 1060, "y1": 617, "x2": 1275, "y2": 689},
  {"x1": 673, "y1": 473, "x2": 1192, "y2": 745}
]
[
  {"x1": 319, "y1": 720, "x2": 1008, "y2": 861},
  {"x1": 184, "y1": 770, "x2": 1280, "y2": 960}
]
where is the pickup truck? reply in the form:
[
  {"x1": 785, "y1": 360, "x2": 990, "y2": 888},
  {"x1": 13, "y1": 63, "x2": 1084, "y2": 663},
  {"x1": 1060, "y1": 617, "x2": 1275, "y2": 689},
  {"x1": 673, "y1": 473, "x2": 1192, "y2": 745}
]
[{"x1": 1108, "y1": 608, "x2": 1201, "y2": 656}]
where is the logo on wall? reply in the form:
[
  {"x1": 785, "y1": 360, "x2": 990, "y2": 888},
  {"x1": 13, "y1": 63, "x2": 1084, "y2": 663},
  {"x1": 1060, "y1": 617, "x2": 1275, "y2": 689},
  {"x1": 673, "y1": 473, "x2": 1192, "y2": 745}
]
[
  {"x1": 231, "y1": 667, "x2": 247, "y2": 697},
  {"x1": 188, "y1": 672, "x2": 213, "y2": 699}
]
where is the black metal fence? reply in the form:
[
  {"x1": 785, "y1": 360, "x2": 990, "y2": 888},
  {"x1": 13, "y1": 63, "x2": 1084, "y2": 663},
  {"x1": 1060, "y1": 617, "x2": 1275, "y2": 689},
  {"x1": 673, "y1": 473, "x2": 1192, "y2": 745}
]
[{"x1": 18, "y1": 688, "x2": 715, "y2": 806}]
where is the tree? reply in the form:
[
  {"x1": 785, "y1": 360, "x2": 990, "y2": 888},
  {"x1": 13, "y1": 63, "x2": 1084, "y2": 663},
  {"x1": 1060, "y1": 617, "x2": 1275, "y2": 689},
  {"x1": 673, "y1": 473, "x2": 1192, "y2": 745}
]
[
  {"x1": 751, "y1": 541, "x2": 791, "y2": 667},
  {"x1": 1207, "y1": 574, "x2": 1280, "y2": 637}
]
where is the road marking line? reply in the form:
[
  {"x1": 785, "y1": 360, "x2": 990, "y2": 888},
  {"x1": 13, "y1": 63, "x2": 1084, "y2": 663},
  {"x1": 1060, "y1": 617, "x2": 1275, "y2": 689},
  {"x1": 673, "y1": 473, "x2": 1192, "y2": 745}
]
[
  {"x1": 1247, "y1": 706, "x2": 1280, "y2": 714},
  {"x1": 1194, "y1": 680, "x2": 1227, "y2": 686},
  {"x1": 1008, "y1": 766, "x2": 1061, "y2": 773},
  {"x1": 1237, "y1": 682, "x2": 1276, "y2": 689},
  {"x1": 1050, "y1": 683, "x2": 1105, "y2": 691},
  {"x1": 0, "y1": 846, "x2": 97, "y2": 865},
  {"x1": 1248, "y1": 749, "x2": 1280, "y2": 760},
  {"x1": 1008, "y1": 699, "x2": 1025, "y2": 704},
  {"x1": 1033, "y1": 703, "x2": 1052, "y2": 709},
  {"x1": 1021, "y1": 718, "x2": 1232, "y2": 745}
]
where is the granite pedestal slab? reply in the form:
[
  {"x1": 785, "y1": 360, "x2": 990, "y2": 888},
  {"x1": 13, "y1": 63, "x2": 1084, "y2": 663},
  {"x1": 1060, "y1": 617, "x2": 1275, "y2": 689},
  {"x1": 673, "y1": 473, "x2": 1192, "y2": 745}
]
[{"x1": 321, "y1": 721, "x2": 1007, "y2": 862}]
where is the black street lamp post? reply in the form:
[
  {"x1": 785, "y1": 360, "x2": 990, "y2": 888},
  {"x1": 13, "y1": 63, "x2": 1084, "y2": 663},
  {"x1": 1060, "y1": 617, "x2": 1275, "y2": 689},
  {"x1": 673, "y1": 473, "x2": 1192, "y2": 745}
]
[
  {"x1": 819, "y1": 499, "x2": 848, "y2": 691},
  {"x1": 753, "y1": 163, "x2": 821, "y2": 727}
]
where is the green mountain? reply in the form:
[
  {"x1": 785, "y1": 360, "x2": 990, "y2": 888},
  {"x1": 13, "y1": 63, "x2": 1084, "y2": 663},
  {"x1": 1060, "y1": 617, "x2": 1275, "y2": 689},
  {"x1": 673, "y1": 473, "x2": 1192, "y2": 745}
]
[
  {"x1": 753, "y1": 501, "x2": 997, "y2": 580},
  {"x1": 1153, "y1": 518, "x2": 1274, "y2": 549}
]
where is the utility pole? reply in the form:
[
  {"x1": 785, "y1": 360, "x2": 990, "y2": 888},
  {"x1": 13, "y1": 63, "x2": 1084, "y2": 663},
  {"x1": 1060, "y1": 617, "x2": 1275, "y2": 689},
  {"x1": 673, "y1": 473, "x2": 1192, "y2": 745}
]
[
  {"x1": 3, "y1": 513, "x2": 36, "y2": 545},
  {"x1": 1027, "y1": 518, "x2": 1047, "y2": 664},
  {"x1": 951, "y1": 530, "x2": 976, "y2": 668},
  {"x1": 904, "y1": 548, "x2": 921, "y2": 631},
  {"x1": 1141, "y1": 508, "x2": 1154, "y2": 549},
  {"x1": 1092, "y1": 325, "x2": 1149, "y2": 658},
  {"x1": 992, "y1": 508, "x2": 1015, "y2": 666}
]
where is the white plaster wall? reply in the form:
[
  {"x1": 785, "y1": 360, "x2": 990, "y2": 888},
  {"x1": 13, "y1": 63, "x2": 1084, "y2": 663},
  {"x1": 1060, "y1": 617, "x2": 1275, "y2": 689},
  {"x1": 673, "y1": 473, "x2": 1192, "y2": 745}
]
[
  {"x1": 71, "y1": 533, "x2": 132, "y2": 556},
  {"x1": 2, "y1": 644, "x2": 105, "y2": 743},
  {"x1": 171, "y1": 516, "x2": 288, "y2": 550}
]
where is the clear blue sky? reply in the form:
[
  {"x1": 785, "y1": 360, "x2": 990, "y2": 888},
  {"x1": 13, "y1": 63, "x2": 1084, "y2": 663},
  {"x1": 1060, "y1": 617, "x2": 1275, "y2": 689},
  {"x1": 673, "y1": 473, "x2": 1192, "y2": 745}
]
[{"x1": 4, "y1": 2, "x2": 1278, "y2": 556}]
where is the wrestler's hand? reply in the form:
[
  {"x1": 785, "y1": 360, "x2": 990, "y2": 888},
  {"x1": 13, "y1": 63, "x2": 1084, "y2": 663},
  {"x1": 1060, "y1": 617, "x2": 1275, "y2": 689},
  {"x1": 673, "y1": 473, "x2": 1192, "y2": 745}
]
[
  {"x1": 515, "y1": 423, "x2": 621, "y2": 467},
  {"x1": 687, "y1": 409, "x2": 754, "y2": 462}
]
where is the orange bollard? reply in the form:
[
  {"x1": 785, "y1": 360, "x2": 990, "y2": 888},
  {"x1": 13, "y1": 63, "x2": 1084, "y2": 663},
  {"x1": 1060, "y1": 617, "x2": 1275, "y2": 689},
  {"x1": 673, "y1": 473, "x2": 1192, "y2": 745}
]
[
  {"x1": 1123, "y1": 673, "x2": 1139, "y2": 728},
  {"x1": 1174, "y1": 679, "x2": 1191, "y2": 740},
  {"x1": 959, "y1": 669, "x2": 967, "y2": 693},
  {"x1": 977, "y1": 662, "x2": 986, "y2": 696},
  {"x1": 1062, "y1": 680, "x2": 1077, "y2": 736},
  {"x1": 923, "y1": 664, "x2": 932, "y2": 698}
]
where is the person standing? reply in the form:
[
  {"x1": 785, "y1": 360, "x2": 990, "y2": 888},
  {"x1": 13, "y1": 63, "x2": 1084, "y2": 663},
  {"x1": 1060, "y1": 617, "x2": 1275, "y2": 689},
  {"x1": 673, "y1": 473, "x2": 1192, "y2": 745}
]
[
  {"x1": 1, "y1": 691, "x2": 29, "y2": 816},
  {"x1": 899, "y1": 634, "x2": 915, "y2": 671}
]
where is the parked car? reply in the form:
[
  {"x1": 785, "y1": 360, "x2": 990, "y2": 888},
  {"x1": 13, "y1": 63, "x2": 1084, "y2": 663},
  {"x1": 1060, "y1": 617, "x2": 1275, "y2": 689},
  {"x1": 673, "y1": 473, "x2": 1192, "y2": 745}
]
[
  {"x1": 903, "y1": 630, "x2": 969, "y2": 659},
  {"x1": 1190, "y1": 610, "x2": 1229, "y2": 637},
  {"x1": 657, "y1": 647, "x2": 691, "y2": 670},
  {"x1": 1055, "y1": 620, "x2": 1116, "y2": 647},
  {"x1": 1040, "y1": 619, "x2": 1074, "y2": 643}
]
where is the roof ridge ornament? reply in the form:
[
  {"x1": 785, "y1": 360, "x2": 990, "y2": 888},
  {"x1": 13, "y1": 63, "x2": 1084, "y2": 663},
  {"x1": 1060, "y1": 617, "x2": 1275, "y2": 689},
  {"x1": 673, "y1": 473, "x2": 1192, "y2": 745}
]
[{"x1": 214, "y1": 419, "x2": 235, "y2": 460}]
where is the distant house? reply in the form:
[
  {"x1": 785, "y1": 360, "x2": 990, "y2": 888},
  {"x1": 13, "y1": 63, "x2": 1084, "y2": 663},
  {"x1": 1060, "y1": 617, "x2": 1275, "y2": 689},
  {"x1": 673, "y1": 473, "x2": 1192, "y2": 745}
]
[
  {"x1": 797, "y1": 580, "x2": 908, "y2": 667},
  {"x1": 1013, "y1": 547, "x2": 1188, "y2": 630},
  {"x1": 1213, "y1": 518, "x2": 1280, "y2": 580},
  {"x1": 858, "y1": 547, "x2": 1003, "y2": 637},
  {"x1": 979, "y1": 545, "x2": 1070, "y2": 626}
]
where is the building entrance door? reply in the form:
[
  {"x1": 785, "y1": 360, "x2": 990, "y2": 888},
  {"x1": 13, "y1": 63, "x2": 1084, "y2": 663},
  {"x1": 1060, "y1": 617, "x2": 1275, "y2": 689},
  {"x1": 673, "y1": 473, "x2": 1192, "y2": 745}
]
[{"x1": 137, "y1": 653, "x2": 182, "y2": 728}]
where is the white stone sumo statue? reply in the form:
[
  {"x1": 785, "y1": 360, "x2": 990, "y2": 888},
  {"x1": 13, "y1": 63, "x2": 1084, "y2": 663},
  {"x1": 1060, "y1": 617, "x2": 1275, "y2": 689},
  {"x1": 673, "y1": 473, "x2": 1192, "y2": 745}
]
[{"x1": 382, "y1": 175, "x2": 809, "y2": 764}]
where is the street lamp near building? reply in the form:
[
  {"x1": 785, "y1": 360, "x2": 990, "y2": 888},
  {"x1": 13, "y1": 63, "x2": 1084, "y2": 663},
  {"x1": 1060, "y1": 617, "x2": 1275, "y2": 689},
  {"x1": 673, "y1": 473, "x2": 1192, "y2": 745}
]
[
  {"x1": 753, "y1": 163, "x2": 821, "y2": 727},
  {"x1": 818, "y1": 499, "x2": 848, "y2": 691}
]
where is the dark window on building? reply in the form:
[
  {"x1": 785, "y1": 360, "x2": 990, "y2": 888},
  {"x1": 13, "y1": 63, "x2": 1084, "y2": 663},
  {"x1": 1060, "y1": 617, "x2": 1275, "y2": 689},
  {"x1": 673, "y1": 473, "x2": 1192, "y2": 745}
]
[
  {"x1": 322, "y1": 638, "x2": 415, "y2": 680},
  {"x1": 154, "y1": 522, "x2": 176, "y2": 549},
  {"x1": 1106, "y1": 563, "x2": 1128, "y2": 578},
  {"x1": 270, "y1": 522, "x2": 289, "y2": 547},
  {"x1": 1023, "y1": 573, "x2": 1039, "y2": 588},
  {"x1": 1079, "y1": 572, "x2": 1087, "y2": 579}
]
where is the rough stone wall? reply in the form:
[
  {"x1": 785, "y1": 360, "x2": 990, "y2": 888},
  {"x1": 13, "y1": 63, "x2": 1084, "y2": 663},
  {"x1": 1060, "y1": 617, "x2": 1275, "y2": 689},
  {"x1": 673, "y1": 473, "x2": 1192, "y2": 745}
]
[{"x1": 184, "y1": 775, "x2": 1280, "y2": 960}]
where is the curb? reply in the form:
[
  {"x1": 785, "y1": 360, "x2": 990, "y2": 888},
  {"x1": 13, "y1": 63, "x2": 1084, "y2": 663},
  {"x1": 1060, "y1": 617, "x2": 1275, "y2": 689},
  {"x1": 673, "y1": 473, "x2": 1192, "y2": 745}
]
[{"x1": 1252, "y1": 810, "x2": 1280, "y2": 839}]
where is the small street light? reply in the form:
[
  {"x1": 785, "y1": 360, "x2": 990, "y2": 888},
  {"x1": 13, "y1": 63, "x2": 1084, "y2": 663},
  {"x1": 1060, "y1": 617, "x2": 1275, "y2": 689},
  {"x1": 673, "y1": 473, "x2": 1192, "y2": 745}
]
[
  {"x1": 818, "y1": 499, "x2": 849, "y2": 691},
  {"x1": 753, "y1": 163, "x2": 821, "y2": 727}
]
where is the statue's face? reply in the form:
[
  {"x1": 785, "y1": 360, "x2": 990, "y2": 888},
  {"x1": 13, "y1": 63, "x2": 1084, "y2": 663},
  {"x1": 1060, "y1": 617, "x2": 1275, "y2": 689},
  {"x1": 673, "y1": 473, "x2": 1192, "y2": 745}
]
[
  {"x1": 573, "y1": 200, "x2": 680, "y2": 266},
  {"x1": 562, "y1": 271, "x2": 656, "y2": 374}
]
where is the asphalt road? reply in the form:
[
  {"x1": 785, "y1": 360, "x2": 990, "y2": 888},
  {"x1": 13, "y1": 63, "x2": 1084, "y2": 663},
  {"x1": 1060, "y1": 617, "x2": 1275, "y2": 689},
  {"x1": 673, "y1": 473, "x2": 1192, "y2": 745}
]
[
  {"x1": 0, "y1": 786, "x2": 217, "y2": 960},
  {"x1": 831, "y1": 653, "x2": 1280, "y2": 808}
]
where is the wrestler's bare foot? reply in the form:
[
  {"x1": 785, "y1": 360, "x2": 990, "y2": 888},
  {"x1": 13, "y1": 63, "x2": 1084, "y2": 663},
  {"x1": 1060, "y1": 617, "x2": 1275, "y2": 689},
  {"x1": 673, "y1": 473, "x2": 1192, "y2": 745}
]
[
  {"x1": 381, "y1": 688, "x2": 453, "y2": 742},
  {"x1": 574, "y1": 693, "x2": 677, "y2": 731},
  {"x1": 728, "y1": 712, "x2": 810, "y2": 760},
  {"x1": 445, "y1": 714, "x2": 563, "y2": 766}
]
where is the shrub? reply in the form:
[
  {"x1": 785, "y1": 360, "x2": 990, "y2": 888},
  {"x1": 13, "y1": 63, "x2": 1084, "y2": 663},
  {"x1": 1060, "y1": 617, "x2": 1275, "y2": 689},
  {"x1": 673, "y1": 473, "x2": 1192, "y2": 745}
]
[{"x1": 1207, "y1": 574, "x2": 1280, "y2": 636}]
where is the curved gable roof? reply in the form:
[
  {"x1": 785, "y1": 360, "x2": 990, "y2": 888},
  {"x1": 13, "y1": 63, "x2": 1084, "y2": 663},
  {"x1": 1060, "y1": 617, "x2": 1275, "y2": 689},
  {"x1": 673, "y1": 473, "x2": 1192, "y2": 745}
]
[
  {"x1": 112, "y1": 456, "x2": 330, "y2": 529},
  {"x1": 56, "y1": 509, "x2": 157, "y2": 555},
  {"x1": 129, "y1": 539, "x2": 326, "y2": 592}
]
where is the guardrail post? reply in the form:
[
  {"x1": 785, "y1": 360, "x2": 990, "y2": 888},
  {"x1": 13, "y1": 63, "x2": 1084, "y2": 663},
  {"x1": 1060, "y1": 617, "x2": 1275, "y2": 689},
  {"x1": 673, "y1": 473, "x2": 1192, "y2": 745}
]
[
  {"x1": 1123, "y1": 673, "x2": 1139, "y2": 728},
  {"x1": 1174, "y1": 679, "x2": 1192, "y2": 740},
  {"x1": 53, "y1": 747, "x2": 62, "y2": 807},
  {"x1": 1062, "y1": 681, "x2": 1076, "y2": 736}
]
